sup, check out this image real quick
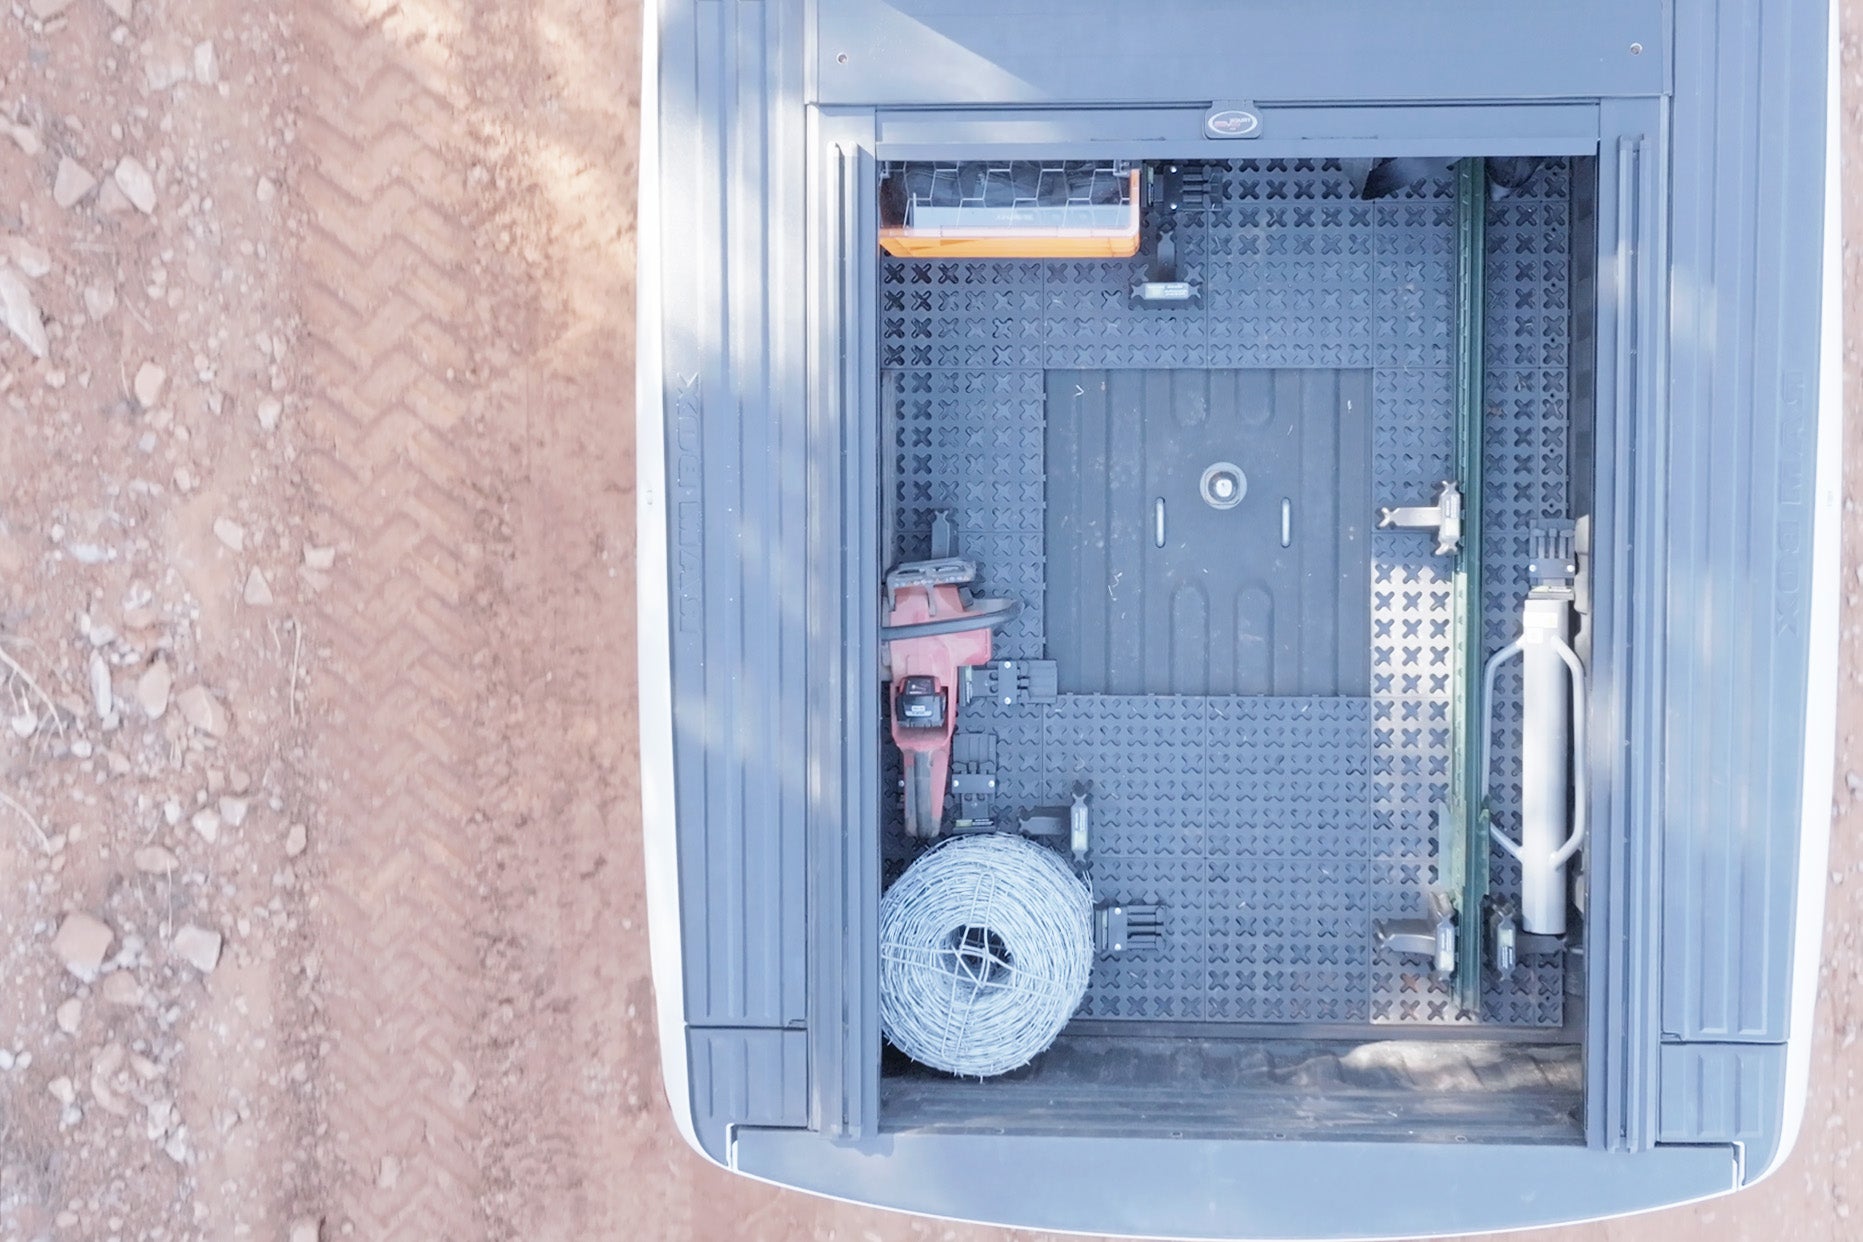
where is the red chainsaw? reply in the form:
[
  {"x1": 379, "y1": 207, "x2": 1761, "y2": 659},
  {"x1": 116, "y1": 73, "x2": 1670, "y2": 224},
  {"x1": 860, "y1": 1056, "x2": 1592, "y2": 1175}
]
[{"x1": 883, "y1": 544, "x2": 1020, "y2": 838}]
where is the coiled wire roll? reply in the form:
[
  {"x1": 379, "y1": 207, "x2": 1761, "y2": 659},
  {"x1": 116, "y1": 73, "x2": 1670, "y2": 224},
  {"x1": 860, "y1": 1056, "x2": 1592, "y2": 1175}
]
[{"x1": 878, "y1": 833, "x2": 1093, "y2": 1077}]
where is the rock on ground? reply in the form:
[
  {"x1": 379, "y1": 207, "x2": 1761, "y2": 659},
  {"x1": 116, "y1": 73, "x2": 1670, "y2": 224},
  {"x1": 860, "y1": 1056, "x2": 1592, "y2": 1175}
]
[
  {"x1": 100, "y1": 971, "x2": 143, "y2": 1006},
  {"x1": 0, "y1": 268, "x2": 48, "y2": 358},
  {"x1": 137, "y1": 658, "x2": 173, "y2": 719},
  {"x1": 52, "y1": 913, "x2": 114, "y2": 981},
  {"x1": 113, "y1": 158, "x2": 158, "y2": 215},
  {"x1": 87, "y1": 651, "x2": 113, "y2": 720},
  {"x1": 133, "y1": 845, "x2": 179, "y2": 874},
  {"x1": 172, "y1": 925, "x2": 223, "y2": 973},
  {"x1": 134, "y1": 361, "x2": 168, "y2": 407},
  {"x1": 52, "y1": 157, "x2": 97, "y2": 209},
  {"x1": 176, "y1": 686, "x2": 228, "y2": 736}
]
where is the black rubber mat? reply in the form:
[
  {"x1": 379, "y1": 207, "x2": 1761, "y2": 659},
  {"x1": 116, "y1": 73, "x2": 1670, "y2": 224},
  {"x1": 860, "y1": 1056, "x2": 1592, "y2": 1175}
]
[{"x1": 1045, "y1": 368, "x2": 1372, "y2": 697}]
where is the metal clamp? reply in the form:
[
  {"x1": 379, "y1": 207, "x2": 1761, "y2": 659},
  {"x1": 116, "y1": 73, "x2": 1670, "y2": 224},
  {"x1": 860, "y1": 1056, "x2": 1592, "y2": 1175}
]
[
  {"x1": 1018, "y1": 782, "x2": 1091, "y2": 865},
  {"x1": 948, "y1": 730, "x2": 999, "y2": 830},
  {"x1": 1378, "y1": 481, "x2": 1463, "y2": 556},
  {"x1": 962, "y1": 660, "x2": 1058, "y2": 709},
  {"x1": 1094, "y1": 901, "x2": 1165, "y2": 956},
  {"x1": 1374, "y1": 887, "x2": 1457, "y2": 979}
]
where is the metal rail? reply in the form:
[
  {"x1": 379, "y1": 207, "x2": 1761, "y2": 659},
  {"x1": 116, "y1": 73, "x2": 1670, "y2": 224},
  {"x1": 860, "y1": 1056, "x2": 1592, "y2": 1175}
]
[{"x1": 1446, "y1": 157, "x2": 1488, "y2": 1012}]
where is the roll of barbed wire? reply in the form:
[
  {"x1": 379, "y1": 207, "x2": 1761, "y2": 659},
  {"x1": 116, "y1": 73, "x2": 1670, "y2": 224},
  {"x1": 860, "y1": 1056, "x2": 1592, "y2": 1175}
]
[{"x1": 878, "y1": 833, "x2": 1093, "y2": 1077}]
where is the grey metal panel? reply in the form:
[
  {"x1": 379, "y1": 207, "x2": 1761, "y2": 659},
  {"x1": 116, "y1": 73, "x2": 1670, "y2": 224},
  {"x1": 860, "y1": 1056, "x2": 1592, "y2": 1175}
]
[
  {"x1": 815, "y1": 2, "x2": 1663, "y2": 107},
  {"x1": 1657, "y1": 1042, "x2": 1786, "y2": 1174},
  {"x1": 1584, "y1": 104, "x2": 1668, "y2": 1151},
  {"x1": 806, "y1": 114, "x2": 886, "y2": 1138},
  {"x1": 659, "y1": 0, "x2": 810, "y2": 1028},
  {"x1": 1045, "y1": 369, "x2": 1372, "y2": 697},
  {"x1": 1659, "y1": 0, "x2": 1828, "y2": 1044},
  {"x1": 687, "y1": 1028, "x2": 811, "y2": 1156},
  {"x1": 873, "y1": 104, "x2": 1603, "y2": 161},
  {"x1": 734, "y1": 1127, "x2": 1736, "y2": 1239}
]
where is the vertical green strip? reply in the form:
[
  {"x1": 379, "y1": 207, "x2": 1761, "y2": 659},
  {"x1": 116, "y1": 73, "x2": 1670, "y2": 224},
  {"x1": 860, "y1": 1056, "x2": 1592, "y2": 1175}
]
[{"x1": 1449, "y1": 158, "x2": 1488, "y2": 1013}]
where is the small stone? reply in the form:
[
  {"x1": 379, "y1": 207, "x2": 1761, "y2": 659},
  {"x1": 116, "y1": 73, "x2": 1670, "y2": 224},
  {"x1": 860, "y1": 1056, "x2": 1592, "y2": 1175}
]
[
  {"x1": 53, "y1": 158, "x2": 98, "y2": 209},
  {"x1": 133, "y1": 361, "x2": 167, "y2": 407},
  {"x1": 52, "y1": 912, "x2": 114, "y2": 981},
  {"x1": 84, "y1": 284, "x2": 116, "y2": 321},
  {"x1": 3, "y1": 121, "x2": 42, "y2": 156},
  {"x1": 144, "y1": 35, "x2": 192, "y2": 90},
  {"x1": 219, "y1": 796, "x2": 249, "y2": 827},
  {"x1": 256, "y1": 397, "x2": 282, "y2": 431},
  {"x1": 0, "y1": 268, "x2": 48, "y2": 359},
  {"x1": 303, "y1": 544, "x2": 336, "y2": 571},
  {"x1": 97, "y1": 176, "x2": 132, "y2": 214},
  {"x1": 3, "y1": 236, "x2": 53, "y2": 278},
  {"x1": 105, "y1": 0, "x2": 132, "y2": 16},
  {"x1": 192, "y1": 41, "x2": 218, "y2": 84},
  {"x1": 172, "y1": 925, "x2": 222, "y2": 973},
  {"x1": 190, "y1": 808, "x2": 220, "y2": 844},
  {"x1": 87, "y1": 652, "x2": 114, "y2": 721},
  {"x1": 284, "y1": 822, "x2": 308, "y2": 858},
  {"x1": 113, "y1": 158, "x2": 156, "y2": 215},
  {"x1": 55, "y1": 998, "x2": 81, "y2": 1034},
  {"x1": 48, "y1": 1076, "x2": 76, "y2": 1107},
  {"x1": 100, "y1": 971, "x2": 142, "y2": 1006},
  {"x1": 244, "y1": 568, "x2": 274, "y2": 607},
  {"x1": 377, "y1": 1155, "x2": 400, "y2": 1190},
  {"x1": 137, "y1": 658, "x2": 172, "y2": 719},
  {"x1": 289, "y1": 1217, "x2": 321, "y2": 1242},
  {"x1": 256, "y1": 176, "x2": 278, "y2": 205},
  {"x1": 133, "y1": 845, "x2": 178, "y2": 874},
  {"x1": 29, "y1": 0, "x2": 76, "y2": 19},
  {"x1": 176, "y1": 686, "x2": 227, "y2": 736},
  {"x1": 212, "y1": 517, "x2": 245, "y2": 551}
]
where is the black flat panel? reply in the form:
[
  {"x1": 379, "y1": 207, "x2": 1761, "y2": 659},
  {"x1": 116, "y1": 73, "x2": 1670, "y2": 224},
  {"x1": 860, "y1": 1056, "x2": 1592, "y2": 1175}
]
[{"x1": 1046, "y1": 369, "x2": 1372, "y2": 696}]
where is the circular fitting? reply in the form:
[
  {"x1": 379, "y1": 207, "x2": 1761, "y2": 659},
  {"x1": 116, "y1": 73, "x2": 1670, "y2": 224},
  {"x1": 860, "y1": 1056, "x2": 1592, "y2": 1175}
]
[{"x1": 1199, "y1": 461, "x2": 1247, "y2": 510}]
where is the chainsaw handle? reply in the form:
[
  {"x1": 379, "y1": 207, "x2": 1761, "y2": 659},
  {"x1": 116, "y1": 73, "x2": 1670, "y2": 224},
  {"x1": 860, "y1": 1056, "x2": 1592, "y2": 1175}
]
[{"x1": 880, "y1": 596, "x2": 1021, "y2": 642}]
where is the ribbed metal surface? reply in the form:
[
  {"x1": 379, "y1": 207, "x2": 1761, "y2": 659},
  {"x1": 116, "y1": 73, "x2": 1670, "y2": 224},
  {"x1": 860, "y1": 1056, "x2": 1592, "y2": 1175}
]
[
  {"x1": 1659, "y1": 0, "x2": 1827, "y2": 1044},
  {"x1": 1657, "y1": 1044, "x2": 1785, "y2": 1150},
  {"x1": 688, "y1": 1029, "x2": 812, "y2": 1133},
  {"x1": 661, "y1": 0, "x2": 809, "y2": 1028}
]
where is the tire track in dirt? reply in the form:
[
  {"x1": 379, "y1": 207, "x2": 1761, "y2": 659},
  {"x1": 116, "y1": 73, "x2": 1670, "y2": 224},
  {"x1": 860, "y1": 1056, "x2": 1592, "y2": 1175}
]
[{"x1": 294, "y1": 2, "x2": 491, "y2": 1237}]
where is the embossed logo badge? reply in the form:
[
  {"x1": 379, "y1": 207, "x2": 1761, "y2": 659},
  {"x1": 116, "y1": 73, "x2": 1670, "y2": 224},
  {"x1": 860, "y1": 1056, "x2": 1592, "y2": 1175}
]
[{"x1": 1205, "y1": 104, "x2": 1262, "y2": 139}]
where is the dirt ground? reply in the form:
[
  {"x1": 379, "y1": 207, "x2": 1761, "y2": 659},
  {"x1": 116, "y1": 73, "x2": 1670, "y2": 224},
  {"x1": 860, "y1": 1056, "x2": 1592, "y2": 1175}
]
[{"x1": 0, "y1": 2, "x2": 1856, "y2": 1240}]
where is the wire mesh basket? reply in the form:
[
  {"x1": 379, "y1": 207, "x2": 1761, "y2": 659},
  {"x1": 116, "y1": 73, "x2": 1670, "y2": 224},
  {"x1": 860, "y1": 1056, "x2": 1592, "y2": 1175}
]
[{"x1": 879, "y1": 159, "x2": 1139, "y2": 259}]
